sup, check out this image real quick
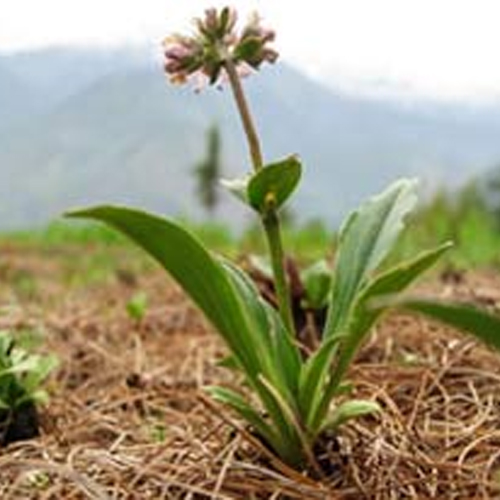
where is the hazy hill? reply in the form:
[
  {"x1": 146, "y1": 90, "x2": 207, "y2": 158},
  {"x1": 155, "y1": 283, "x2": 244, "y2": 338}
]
[
  {"x1": 1, "y1": 47, "x2": 500, "y2": 230},
  {"x1": 0, "y1": 63, "x2": 40, "y2": 131}
]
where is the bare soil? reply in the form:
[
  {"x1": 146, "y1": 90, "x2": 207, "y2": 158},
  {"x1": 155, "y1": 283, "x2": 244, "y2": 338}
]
[{"x1": 1, "y1": 244, "x2": 500, "y2": 499}]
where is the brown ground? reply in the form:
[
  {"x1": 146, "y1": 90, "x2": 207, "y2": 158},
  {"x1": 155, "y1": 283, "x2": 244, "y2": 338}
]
[{"x1": 1, "y1": 244, "x2": 500, "y2": 499}]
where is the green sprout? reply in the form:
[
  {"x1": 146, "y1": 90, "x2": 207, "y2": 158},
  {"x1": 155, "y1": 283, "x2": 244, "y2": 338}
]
[
  {"x1": 126, "y1": 291, "x2": 149, "y2": 322},
  {"x1": 66, "y1": 6, "x2": 500, "y2": 473},
  {"x1": 0, "y1": 330, "x2": 58, "y2": 445}
]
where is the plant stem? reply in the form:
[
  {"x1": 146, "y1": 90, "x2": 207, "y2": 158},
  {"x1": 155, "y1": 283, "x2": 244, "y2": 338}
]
[
  {"x1": 223, "y1": 59, "x2": 264, "y2": 171},
  {"x1": 224, "y1": 59, "x2": 295, "y2": 336},
  {"x1": 262, "y1": 211, "x2": 296, "y2": 335}
]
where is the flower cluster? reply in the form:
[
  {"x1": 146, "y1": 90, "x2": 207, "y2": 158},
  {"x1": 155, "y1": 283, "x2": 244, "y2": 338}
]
[{"x1": 163, "y1": 7, "x2": 278, "y2": 86}]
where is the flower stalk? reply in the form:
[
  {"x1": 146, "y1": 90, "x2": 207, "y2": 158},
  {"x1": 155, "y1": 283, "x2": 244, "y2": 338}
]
[
  {"x1": 163, "y1": 4, "x2": 297, "y2": 337},
  {"x1": 223, "y1": 57, "x2": 295, "y2": 335},
  {"x1": 223, "y1": 58, "x2": 263, "y2": 172}
]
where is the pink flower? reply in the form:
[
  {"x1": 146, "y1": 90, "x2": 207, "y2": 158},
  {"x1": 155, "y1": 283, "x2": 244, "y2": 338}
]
[
  {"x1": 163, "y1": 35, "x2": 203, "y2": 84},
  {"x1": 162, "y1": 6, "x2": 278, "y2": 87}
]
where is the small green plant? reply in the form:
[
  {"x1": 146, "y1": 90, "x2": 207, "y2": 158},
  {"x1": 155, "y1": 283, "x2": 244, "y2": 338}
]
[
  {"x1": 126, "y1": 291, "x2": 149, "y2": 322},
  {"x1": 0, "y1": 330, "x2": 58, "y2": 446},
  {"x1": 67, "y1": 7, "x2": 500, "y2": 472}
]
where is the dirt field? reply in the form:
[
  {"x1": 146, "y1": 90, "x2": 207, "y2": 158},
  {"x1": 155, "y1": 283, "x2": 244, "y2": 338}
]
[{"x1": 1, "y1": 243, "x2": 500, "y2": 499}]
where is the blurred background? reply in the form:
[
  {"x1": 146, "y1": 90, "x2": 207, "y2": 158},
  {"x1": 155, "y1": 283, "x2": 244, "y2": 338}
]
[{"x1": 1, "y1": 0, "x2": 500, "y2": 242}]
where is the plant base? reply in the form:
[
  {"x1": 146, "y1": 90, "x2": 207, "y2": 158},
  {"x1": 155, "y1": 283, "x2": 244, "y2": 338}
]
[{"x1": 0, "y1": 403, "x2": 40, "y2": 446}]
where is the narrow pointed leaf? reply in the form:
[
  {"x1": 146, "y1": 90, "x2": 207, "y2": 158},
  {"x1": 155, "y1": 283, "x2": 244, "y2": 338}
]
[
  {"x1": 399, "y1": 299, "x2": 500, "y2": 350},
  {"x1": 218, "y1": 259, "x2": 276, "y2": 373},
  {"x1": 216, "y1": 354, "x2": 241, "y2": 371},
  {"x1": 206, "y1": 386, "x2": 281, "y2": 453},
  {"x1": 262, "y1": 301, "x2": 302, "y2": 395},
  {"x1": 247, "y1": 156, "x2": 301, "y2": 213},
  {"x1": 312, "y1": 242, "x2": 452, "y2": 432},
  {"x1": 321, "y1": 400, "x2": 380, "y2": 433},
  {"x1": 298, "y1": 335, "x2": 341, "y2": 430},
  {"x1": 324, "y1": 178, "x2": 419, "y2": 339},
  {"x1": 219, "y1": 259, "x2": 302, "y2": 396},
  {"x1": 330, "y1": 241, "x2": 453, "y2": 385}
]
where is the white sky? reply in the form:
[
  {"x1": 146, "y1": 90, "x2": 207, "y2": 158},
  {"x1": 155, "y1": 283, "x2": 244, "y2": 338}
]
[{"x1": 2, "y1": 0, "x2": 500, "y2": 103}]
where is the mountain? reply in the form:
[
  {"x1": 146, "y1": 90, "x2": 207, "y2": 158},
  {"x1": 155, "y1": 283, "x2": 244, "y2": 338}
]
[
  {"x1": 0, "y1": 62, "x2": 40, "y2": 131},
  {"x1": 1, "y1": 47, "x2": 500, "y2": 230}
]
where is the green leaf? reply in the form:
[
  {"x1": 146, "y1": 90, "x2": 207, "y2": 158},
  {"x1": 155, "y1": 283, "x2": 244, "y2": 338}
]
[
  {"x1": 331, "y1": 242, "x2": 453, "y2": 384},
  {"x1": 66, "y1": 206, "x2": 303, "y2": 462},
  {"x1": 206, "y1": 386, "x2": 280, "y2": 452},
  {"x1": 22, "y1": 354, "x2": 59, "y2": 395},
  {"x1": 15, "y1": 389, "x2": 50, "y2": 408},
  {"x1": 0, "y1": 331, "x2": 14, "y2": 358},
  {"x1": 262, "y1": 301, "x2": 302, "y2": 396},
  {"x1": 220, "y1": 259, "x2": 302, "y2": 400},
  {"x1": 310, "y1": 242, "x2": 451, "y2": 432},
  {"x1": 398, "y1": 299, "x2": 500, "y2": 351},
  {"x1": 0, "y1": 354, "x2": 42, "y2": 378},
  {"x1": 302, "y1": 260, "x2": 331, "y2": 309},
  {"x1": 324, "y1": 178, "x2": 419, "y2": 339},
  {"x1": 66, "y1": 206, "x2": 263, "y2": 377},
  {"x1": 247, "y1": 156, "x2": 302, "y2": 214},
  {"x1": 216, "y1": 354, "x2": 241, "y2": 371},
  {"x1": 298, "y1": 335, "x2": 340, "y2": 431},
  {"x1": 206, "y1": 384, "x2": 303, "y2": 466},
  {"x1": 321, "y1": 399, "x2": 380, "y2": 433}
]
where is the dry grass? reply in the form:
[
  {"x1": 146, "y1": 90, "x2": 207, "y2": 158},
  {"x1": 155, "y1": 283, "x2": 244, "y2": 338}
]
[{"x1": 1, "y1": 247, "x2": 500, "y2": 499}]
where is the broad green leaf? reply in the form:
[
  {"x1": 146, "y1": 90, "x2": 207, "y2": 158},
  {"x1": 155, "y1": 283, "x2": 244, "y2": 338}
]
[
  {"x1": 399, "y1": 299, "x2": 500, "y2": 351},
  {"x1": 247, "y1": 156, "x2": 301, "y2": 213},
  {"x1": 67, "y1": 206, "x2": 302, "y2": 461},
  {"x1": 321, "y1": 400, "x2": 380, "y2": 433},
  {"x1": 324, "y1": 178, "x2": 419, "y2": 339},
  {"x1": 66, "y1": 206, "x2": 263, "y2": 377}
]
